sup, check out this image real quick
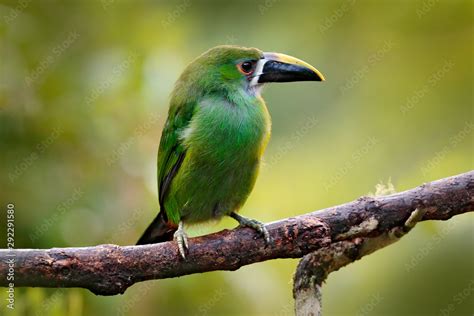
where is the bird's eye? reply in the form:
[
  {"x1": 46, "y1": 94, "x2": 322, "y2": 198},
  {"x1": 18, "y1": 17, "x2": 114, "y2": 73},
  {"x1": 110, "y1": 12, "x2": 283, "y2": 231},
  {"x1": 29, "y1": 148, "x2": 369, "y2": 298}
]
[{"x1": 238, "y1": 61, "x2": 254, "y2": 75}]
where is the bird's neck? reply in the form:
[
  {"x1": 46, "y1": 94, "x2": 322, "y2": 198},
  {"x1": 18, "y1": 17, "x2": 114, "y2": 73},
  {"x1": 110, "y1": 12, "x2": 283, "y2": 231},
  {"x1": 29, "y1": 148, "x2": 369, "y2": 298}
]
[{"x1": 220, "y1": 85, "x2": 263, "y2": 109}]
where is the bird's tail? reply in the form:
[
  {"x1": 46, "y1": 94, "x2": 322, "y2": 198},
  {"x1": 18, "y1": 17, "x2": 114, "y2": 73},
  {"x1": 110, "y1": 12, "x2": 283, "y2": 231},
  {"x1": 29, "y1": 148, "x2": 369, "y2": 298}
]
[{"x1": 136, "y1": 211, "x2": 177, "y2": 245}]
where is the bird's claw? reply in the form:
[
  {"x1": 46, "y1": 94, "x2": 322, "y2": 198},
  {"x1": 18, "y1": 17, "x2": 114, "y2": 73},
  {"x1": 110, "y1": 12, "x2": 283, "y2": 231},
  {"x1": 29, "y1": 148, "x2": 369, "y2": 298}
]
[
  {"x1": 173, "y1": 221, "x2": 188, "y2": 259},
  {"x1": 245, "y1": 219, "x2": 271, "y2": 244},
  {"x1": 230, "y1": 212, "x2": 271, "y2": 244}
]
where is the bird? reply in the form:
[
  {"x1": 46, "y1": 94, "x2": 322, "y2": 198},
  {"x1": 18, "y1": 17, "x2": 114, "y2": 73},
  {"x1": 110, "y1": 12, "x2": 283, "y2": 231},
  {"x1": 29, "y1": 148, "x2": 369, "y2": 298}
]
[{"x1": 137, "y1": 45, "x2": 324, "y2": 258}]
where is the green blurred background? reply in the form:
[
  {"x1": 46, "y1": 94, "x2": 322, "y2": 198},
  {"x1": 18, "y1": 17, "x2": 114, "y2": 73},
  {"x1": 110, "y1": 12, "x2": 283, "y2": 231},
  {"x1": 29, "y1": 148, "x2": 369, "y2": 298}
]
[{"x1": 1, "y1": 0, "x2": 473, "y2": 315}]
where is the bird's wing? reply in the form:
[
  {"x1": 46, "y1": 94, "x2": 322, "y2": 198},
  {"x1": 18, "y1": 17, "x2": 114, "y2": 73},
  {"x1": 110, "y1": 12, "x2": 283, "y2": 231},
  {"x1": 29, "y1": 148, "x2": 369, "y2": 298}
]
[{"x1": 157, "y1": 100, "x2": 196, "y2": 210}]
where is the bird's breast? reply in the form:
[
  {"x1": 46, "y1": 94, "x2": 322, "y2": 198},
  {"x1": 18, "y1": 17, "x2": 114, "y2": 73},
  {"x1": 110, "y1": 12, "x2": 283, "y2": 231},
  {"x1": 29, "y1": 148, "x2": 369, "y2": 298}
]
[
  {"x1": 168, "y1": 96, "x2": 271, "y2": 222},
  {"x1": 182, "y1": 96, "x2": 271, "y2": 163}
]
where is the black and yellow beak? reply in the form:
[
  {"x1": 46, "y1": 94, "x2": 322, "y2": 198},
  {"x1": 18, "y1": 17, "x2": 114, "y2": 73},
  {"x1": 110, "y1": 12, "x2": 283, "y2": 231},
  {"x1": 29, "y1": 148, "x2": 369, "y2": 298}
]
[{"x1": 258, "y1": 52, "x2": 325, "y2": 83}]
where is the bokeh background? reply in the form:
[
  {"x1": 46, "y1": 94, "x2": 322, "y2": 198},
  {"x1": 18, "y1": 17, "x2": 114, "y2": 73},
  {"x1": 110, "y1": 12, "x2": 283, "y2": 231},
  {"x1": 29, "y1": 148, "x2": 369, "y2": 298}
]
[{"x1": 1, "y1": 0, "x2": 473, "y2": 315}]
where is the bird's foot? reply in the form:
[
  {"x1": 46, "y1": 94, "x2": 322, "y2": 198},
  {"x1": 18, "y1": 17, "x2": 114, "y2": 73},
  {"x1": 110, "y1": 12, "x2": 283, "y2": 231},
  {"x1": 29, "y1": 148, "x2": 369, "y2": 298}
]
[
  {"x1": 173, "y1": 221, "x2": 189, "y2": 259},
  {"x1": 230, "y1": 212, "x2": 271, "y2": 244}
]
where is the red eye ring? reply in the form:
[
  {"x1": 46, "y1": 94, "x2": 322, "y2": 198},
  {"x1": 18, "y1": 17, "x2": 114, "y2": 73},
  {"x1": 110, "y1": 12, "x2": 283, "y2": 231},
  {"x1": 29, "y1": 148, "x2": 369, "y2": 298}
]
[{"x1": 238, "y1": 61, "x2": 254, "y2": 75}]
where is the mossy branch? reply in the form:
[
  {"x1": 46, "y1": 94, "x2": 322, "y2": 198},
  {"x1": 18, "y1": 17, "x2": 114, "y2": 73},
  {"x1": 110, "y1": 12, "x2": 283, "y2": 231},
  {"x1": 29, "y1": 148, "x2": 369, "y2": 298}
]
[{"x1": 0, "y1": 171, "x2": 472, "y2": 299}]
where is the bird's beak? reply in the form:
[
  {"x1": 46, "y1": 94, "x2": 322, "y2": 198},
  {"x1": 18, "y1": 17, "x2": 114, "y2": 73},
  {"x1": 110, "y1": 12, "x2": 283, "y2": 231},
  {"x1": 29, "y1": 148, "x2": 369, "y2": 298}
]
[{"x1": 257, "y1": 52, "x2": 325, "y2": 83}]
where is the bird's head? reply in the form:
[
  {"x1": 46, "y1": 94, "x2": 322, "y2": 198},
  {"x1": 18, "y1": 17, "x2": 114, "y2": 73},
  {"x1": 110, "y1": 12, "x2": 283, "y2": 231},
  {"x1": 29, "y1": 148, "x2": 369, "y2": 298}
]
[{"x1": 175, "y1": 45, "x2": 325, "y2": 99}]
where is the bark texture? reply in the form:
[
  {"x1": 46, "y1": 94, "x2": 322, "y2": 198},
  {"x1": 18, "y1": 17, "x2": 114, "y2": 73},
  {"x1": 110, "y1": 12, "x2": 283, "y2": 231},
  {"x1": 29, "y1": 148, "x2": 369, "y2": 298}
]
[{"x1": 0, "y1": 171, "x2": 472, "y2": 297}]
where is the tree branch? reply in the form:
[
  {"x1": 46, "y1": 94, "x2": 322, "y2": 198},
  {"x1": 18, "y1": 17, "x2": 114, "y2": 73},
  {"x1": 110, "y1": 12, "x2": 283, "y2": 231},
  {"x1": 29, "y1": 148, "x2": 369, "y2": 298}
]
[
  {"x1": 293, "y1": 208, "x2": 426, "y2": 316},
  {"x1": 1, "y1": 171, "x2": 472, "y2": 296}
]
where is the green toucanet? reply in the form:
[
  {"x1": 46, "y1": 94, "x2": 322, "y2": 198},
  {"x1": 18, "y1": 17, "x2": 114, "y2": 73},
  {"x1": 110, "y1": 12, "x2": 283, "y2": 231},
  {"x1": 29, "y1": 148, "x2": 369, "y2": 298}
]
[{"x1": 137, "y1": 45, "x2": 324, "y2": 258}]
